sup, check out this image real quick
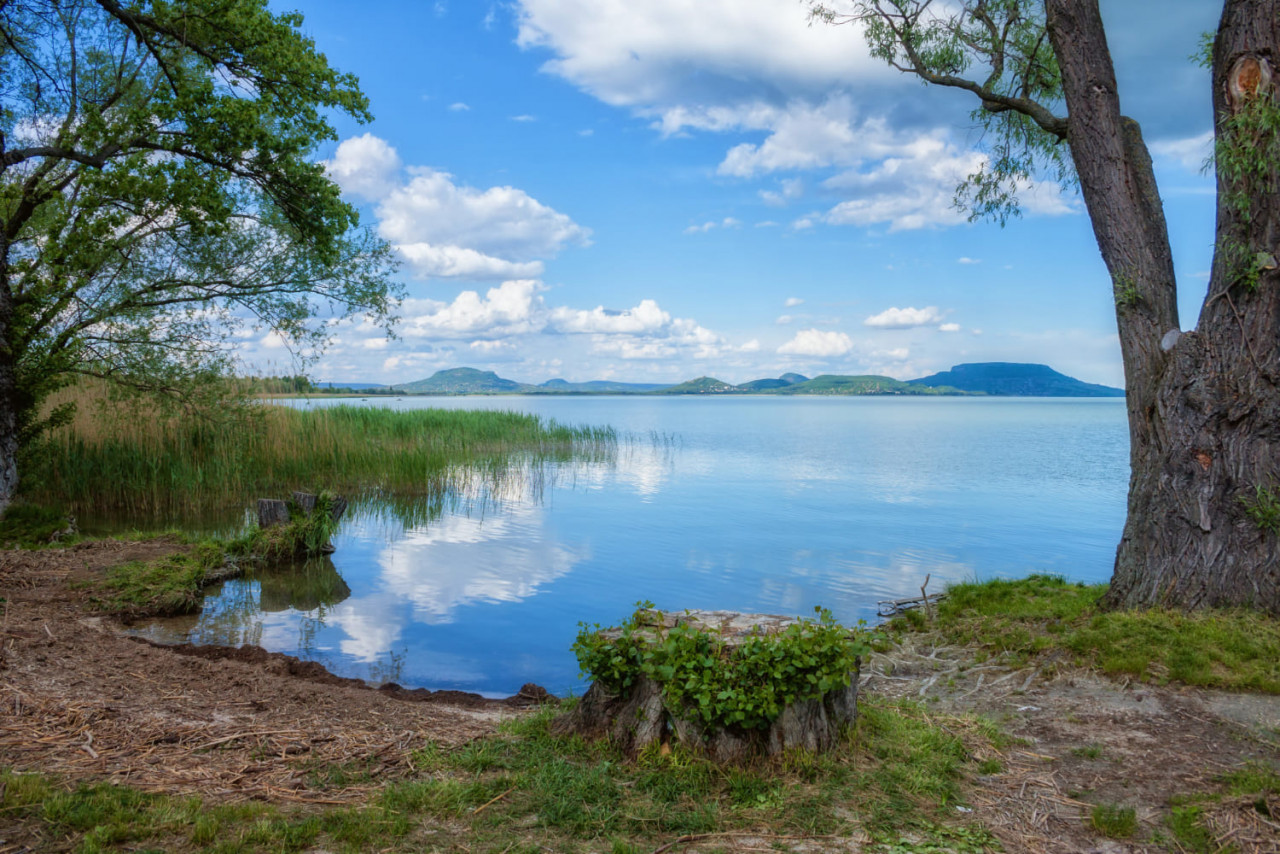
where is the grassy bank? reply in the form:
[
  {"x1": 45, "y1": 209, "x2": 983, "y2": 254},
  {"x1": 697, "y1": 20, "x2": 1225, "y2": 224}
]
[
  {"x1": 887, "y1": 575, "x2": 1280, "y2": 693},
  {"x1": 23, "y1": 384, "x2": 616, "y2": 521},
  {"x1": 0, "y1": 699, "x2": 1006, "y2": 853}
]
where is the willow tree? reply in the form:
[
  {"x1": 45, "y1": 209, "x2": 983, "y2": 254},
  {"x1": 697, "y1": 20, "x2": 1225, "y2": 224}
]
[
  {"x1": 813, "y1": 0, "x2": 1279, "y2": 613},
  {"x1": 0, "y1": 0, "x2": 397, "y2": 511}
]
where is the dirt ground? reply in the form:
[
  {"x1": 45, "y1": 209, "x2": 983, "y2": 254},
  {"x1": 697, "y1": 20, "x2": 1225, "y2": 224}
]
[
  {"x1": 1, "y1": 540, "x2": 1278, "y2": 853},
  {"x1": 866, "y1": 637, "x2": 1280, "y2": 853}
]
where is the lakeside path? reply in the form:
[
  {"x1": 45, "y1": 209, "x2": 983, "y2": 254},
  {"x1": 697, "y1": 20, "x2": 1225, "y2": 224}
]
[{"x1": 1, "y1": 540, "x2": 1277, "y2": 852}]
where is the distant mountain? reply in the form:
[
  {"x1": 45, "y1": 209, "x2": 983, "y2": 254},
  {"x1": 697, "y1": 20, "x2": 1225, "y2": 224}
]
[
  {"x1": 907, "y1": 363, "x2": 1125, "y2": 397},
  {"x1": 386, "y1": 362, "x2": 1122, "y2": 398},
  {"x1": 538, "y1": 379, "x2": 672, "y2": 393},
  {"x1": 398, "y1": 368, "x2": 532, "y2": 394},
  {"x1": 738, "y1": 378, "x2": 793, "y2": 391},
  {"x1": 780, "y1": 374, "x2": 955, "y2": 396},
  {"x1": 652, "y1": 376, "x2": 739, "y2": 394}
]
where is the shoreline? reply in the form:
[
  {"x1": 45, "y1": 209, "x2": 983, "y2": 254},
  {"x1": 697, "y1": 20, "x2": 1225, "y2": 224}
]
[{"x1": 2, "y1": 539, "x2": 1276, "y2": 852}]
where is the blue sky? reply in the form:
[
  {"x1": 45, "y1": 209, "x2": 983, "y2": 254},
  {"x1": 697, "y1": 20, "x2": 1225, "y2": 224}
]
[{"x1": 251, "y1": 0, "x2": 1222, "y2": 387}]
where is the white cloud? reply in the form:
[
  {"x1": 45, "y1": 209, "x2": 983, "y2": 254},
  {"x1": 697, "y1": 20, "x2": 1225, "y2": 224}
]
[
  {"x1": 327, "y1": 134, "x2": 590, "y2": 281},
  {"x1": 776, "y1": 314, "x2": 793, "y2": 325},
  {"x1": 939, "y1": 323, "x2": 961, "y2": 332},
  {"x1": 387, "y1": 282, "x2": 727, "y2": 364},
  {"x1": 864, "y1": 306, "x2": 945, "y2": 329},
  {"x1": 791, "y1": 217, "x2": 814, "y2": 230},
  {"x1": 511, "y1": 114, "x2": 538, "y2": 122},
  {"x1": 549, "y1": 299, "x2": 669, "y2": 334},
  {"x1": 514, "y1": 4, "x2": 1077, "y2": 235},
  {"x1": 448, "y1": 102, "x2": 471, "y2": 111},
  {"x1": 322, "y1": 133, "x2": 402, "y2": 201},
  {"x1": 397, "y1": 244, "x2": 544, "y2": 280},
  {"x1": 401, "y1": 280, "x2": 545, "y2": 339},
  {"x1": 378, "y1": 167, "x2": 589, "y2": 261},
  {"x1": 777, "y1": 329, "x2": 853, "y2": 357},
  {"x1": 784, "y1": 297, "x2": 804, "y2": 307},
  {"x1": 761, "y1": 178, "x2": 804, "y2": 207},
  {"x1": 683, "y1": 216, "x2": 740, "y2": 235},
  {"x1": 515, "y1": 1, "x2": 885, "y2": 118},
  {"x1": 740, "y1": 339, "x2": 761, "y2": 352},
  {"x1": 957, "y1": 257, "x2": 981, "y2": 265},
  {"x1": 469, "y1": 339, "x2": 516, "y2": 353},
  {"x1": 1150, "y1": 130, "x2": 1214, "y2": 171}
]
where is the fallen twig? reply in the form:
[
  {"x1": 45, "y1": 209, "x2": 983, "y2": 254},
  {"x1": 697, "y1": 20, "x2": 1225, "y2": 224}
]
[{"x1": 471, "y1": 785, "x2": 516, "y2": 815}]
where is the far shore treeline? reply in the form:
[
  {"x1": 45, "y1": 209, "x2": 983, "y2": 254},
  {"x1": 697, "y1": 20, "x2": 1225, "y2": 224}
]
[{"x1": 303, "y1": 362, "x2": 1125, "y2": 398}]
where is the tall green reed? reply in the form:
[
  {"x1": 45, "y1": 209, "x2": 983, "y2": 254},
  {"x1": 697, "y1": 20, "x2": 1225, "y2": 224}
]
[{"x1": 24, "y1": 384, "x2": 617, "y2": 524}]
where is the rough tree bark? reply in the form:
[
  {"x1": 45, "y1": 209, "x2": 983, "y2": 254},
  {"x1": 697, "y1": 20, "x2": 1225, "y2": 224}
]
[
  {"x1": 1046, "y1": 0, "x2": 1279, "y2": 613},
  {"x1": 0, "y1": 252, "x2": 19, "y2": 514}
]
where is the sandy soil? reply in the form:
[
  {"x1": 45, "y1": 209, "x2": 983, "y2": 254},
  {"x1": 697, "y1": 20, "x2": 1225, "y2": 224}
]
[{"x1": 0, "y1": 541, "x2": 1277, "y2": 853}]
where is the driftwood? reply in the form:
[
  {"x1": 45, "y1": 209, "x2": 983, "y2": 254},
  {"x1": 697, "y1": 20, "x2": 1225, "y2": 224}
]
[
  {"x1": 876, "y1": 592, "x2": 947, "y2": 618},
  {"x1": 553, "y1": 610, "x2": 859, "y2": 762}
]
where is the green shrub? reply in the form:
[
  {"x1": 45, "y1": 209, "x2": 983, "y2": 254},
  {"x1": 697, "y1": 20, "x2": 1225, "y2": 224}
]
[{"x1": 573, "y1": 605, "x2": 873, "y2": 730}]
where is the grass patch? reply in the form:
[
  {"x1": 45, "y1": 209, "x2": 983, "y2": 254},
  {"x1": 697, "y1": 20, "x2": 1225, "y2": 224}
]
[
  {"x1": 888, "y1": 575, "x2": 1280, "y2": 693},
  {"x1": 1161, "y1": 763, "x2": 1280, "y2": 852},
  {"x1": 1090, "y1": 802, "x2": 1137, "y2": 838},
  {"x1": 0, "y1": 502, "x2": 79, "y2": 547},
  {"x1": 1, "y1": 697, "x2": 1005, "y2": 852},
  {"x1": 25, "y1": 382, "x2": 617, "y2": 523}
]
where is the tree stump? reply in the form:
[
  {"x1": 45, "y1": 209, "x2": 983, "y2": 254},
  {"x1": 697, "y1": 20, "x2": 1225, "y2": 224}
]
[
  {"x1": 256, "y1": 498, "x2": 290, "y2": 528},
  {"x1": 256, "y1": 492, "x2": 349, "y2": 554},
  {"x1": 553, "y1": 610, "x2": 860, "y2": 762}
]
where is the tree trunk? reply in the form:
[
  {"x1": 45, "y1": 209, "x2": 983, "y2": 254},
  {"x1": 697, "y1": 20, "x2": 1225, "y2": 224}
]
[
  {"x1": 0, "y1": 255, "x2": 19, "y2": 518},
  {"x1": 1047, "y1": 0, "x2": 1280, "y2": 614}
]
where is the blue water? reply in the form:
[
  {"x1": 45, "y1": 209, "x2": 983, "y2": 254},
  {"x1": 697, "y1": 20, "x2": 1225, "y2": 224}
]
[{"x1": 134, "y1": 396, "x2": 1129, "y2": 697}]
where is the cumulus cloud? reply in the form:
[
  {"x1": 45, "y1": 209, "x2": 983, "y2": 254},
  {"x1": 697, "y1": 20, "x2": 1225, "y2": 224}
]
[
  {"x1": 784, "y1": 297, "x2": 804, "y2": 307},
  {"x1": 401, "y1": 280, "x2": 545, "y2": 339},
  {"x1": 322, "y1": 133, "x2": 402, "y2": 201},
  {"x1": 515, "y1": 0, "x2": 885, "y2": 117},
  {"x1": 389, "y1": 281, "x2": 726, "y2": 362},
  {"x1": 957, "y1": 257, "x2": 981, "y2": 265},
  {"x1": 939, "y1": 323, "x2": 961, "y2": 332},
  {"x1": 1150, "y1": 130, "x2": 1214, "y2": 171},
  {"x1": 397, "y1": 245, "x2": 544, "y2": 280},
  {"x1": 514, "y1": 5, "x2": 1078, "y2": 233},
  {"x1": 550, "y1": 300, "x2": 669, "y2": 334},
  {"x1": 325, "y1": 134, "x2": 590, "y2": 280},
  {"x1": 448, "y1": 102, "x2": 471, "y2": 111},
  {"x1": 863, "y1": 306, "x2": 945, "y2": 329},
  {"x1": 777, "y1": 329, "x2": 853, "y2": 357}
]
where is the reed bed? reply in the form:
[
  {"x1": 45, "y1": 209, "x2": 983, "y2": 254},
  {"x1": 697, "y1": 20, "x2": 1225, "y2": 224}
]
[{"x1": 24, "y1": 384, "x2": 617, "y2": 522}]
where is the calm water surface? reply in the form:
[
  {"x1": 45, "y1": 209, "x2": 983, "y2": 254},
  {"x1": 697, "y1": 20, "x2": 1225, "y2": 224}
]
[{"x1": 134, "y1": 396, "x2": 1129, "y2": 696}]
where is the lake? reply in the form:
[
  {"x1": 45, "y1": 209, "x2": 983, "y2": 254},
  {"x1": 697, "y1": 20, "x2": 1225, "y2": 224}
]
[{"x1": 131, "y1": 395, "x2": 1129, "y2": 697}]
